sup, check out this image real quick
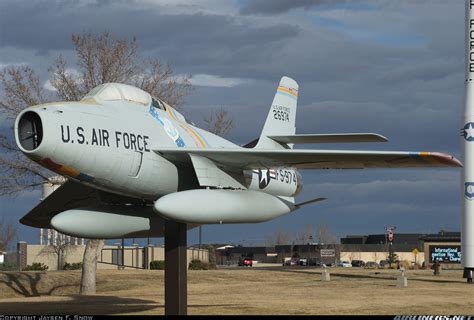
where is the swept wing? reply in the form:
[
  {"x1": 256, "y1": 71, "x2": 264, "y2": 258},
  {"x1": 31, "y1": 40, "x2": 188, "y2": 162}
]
[
  {"x1": 267, "y1": 133, "x2": 388, "y2": 144},
  {"x1": 20, "y1": 180, "x2": 149, "y2": 228},
  {"x1": 154, "y1": 148, "x2": 462, "y2": 170}
]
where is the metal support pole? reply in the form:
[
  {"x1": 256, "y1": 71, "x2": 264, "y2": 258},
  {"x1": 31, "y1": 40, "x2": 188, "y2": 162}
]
[
  {"x1": 165, "y1": 220, "x2": 187, "y2": 316},
  {"x1": 121, "y1": 238, "x2": 125, "y2": 270},
  {"x1": 143, "y1": 246, "x2": 149, "y2": 269},
  {"x1": 464, "y1": 268, "x2": 473, "y2": 283},
  {"x1": 389, "y1": 242, "x2": 392, "y2": 266},
  {"x1": 199, "y1": 226, "x2": 202, "y2": 261}
]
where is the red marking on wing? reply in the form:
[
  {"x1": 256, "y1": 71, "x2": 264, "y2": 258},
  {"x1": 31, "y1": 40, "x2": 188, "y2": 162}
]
[
  {"x1": 430, "y1": 152, "x2": 463, "y2": 167},
  {"x1": 40, "y1": 158, "x2": 62, "y2": 171}
]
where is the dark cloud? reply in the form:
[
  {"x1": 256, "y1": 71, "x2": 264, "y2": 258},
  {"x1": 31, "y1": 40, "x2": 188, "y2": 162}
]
[
  {"x1": 0, "y1": 1, "x2": 299, "y2": 54},
  {"x1": 239, "y1": 0, "x2": 347, "y2": 16},
  {"x1": 0, "y1": 0, "x2": 462, "y2": 85},
  {"x1": 0, "y1": 0, "x2": 304, "y2": 83}
]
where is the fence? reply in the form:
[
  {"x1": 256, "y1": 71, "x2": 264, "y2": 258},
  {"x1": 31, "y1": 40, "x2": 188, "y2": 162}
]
[{"x1": 11, "y1": 242, "x2": 209, "y2": 271}]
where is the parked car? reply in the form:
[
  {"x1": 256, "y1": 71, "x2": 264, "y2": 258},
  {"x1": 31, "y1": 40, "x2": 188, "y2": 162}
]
[
  {"x1": 298, "y1": 258, "x2": 308, "y2": 266},
  {"x1": 351, "y1": 260, "x2": 365, "y2": 267},
  {"x1": 379, "y1": 260, "x2": 390, "y2": 268},
  {"x1": 308, "y1": 258, "x2": 320, "y2": 266},
  {"x1": 365, "y1": 261, "x2": 379, "y2": 269},
  {"x1": 283, "y1": 258, "x2": 299, "y2": 266},
  {"x1": 238, "y1": 257, "x2": 253, "y2": 267},
  {"x1": 338, "y1": 261, "x2": 352, "y2": 267}
]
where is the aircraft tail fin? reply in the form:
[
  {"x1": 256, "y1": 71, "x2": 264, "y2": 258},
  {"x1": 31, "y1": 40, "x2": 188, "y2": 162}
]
[{"x1": 256, "y1": 76, "x2": 298, "y2": 149}]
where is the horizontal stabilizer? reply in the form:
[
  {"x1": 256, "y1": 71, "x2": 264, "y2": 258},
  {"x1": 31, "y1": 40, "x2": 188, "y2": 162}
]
[
  {"x1": 268, "y1": 133, "x2": 388, "y2": 144},
  {"x1": 153, "y1": 148, "x2": 462, "y2": 169},
  {"x1": 295, "y1": 197, "x2": 327, "y2": 208}
]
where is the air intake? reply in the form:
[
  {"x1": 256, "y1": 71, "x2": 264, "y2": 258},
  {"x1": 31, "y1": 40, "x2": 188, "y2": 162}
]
[{"x1": 18, "y1": 111, "x2": 43, "y2": 151}]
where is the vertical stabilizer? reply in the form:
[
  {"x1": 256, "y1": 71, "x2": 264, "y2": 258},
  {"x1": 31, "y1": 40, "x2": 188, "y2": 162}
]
[{"x1": 256, "y1": 76, "x2": 298, "y2": 149}]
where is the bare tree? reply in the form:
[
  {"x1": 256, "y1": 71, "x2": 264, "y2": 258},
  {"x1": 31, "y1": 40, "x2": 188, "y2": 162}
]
[
  {"x1": 0, "y1": 66, "x2": 51, "y2": 195},
  {"x1": 275, "y1": 229, "x2": 293, "y2": 245},
  {"x1": 49, "y1": 32, "x2": 193, "y2": 109},
  {"x1": 263, "y1": 233, "x2": 276, "y2": 247},
  {"x1": 204, "y1": 107, "x2": 234, "y2": 137},
  {"x1": 295, "y1": 224, "x2": 314, "y2": 245},
  {"x1": 316, "y1": 223, "x2": 337, "y2": 245},
  {"x1": 49, "y1": 234, "x2": 73, "y2": 270},
  {"x1": 0, "y1": 218, "x2": 17, "y2": 252},
  {"x1": 0, "y1": 31, "x2": 199, "y2": 294}
]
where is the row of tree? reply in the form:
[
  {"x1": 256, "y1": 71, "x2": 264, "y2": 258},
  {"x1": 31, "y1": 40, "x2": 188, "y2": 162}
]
[{"x1": 264, "y1": 223, "x2": 338, "y2": 246}]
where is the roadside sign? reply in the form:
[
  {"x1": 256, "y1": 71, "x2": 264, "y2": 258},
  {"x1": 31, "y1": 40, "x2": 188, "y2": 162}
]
[
  {"x1": 412, "y1": 248, "x2": 419, "y2": 256},
  {"x1": 320, "y1": 249, "x2": 335, "y2": 257}
]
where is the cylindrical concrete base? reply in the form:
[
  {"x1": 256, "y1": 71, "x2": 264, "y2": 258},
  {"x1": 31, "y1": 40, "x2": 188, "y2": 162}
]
[{"x1": 321, "y1": 271, "x2": 330, "y2": 282}]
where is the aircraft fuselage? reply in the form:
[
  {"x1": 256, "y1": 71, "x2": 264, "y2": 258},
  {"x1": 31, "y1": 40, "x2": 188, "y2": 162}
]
[{"x1": 16, "y1": 99, "x2": 238, "y2": 200}]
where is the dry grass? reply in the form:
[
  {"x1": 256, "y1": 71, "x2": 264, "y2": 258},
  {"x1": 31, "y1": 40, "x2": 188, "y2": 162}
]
[{"x1": 0, "y1": 267, "x2": 473, "y2": 315}]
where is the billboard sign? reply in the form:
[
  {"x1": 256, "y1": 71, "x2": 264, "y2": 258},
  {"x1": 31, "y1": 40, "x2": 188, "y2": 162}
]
[
  {"x1": 429, "y1": 245, "x2": 461, "y2": 263},
  {"x1": 320, "y1": 249, "x2": 335, "y2": 257}
]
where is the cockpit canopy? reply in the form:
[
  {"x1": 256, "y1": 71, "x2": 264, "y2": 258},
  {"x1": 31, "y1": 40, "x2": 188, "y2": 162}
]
[
  {"x1": 82, "y1": 83, "x2": 151, "y2": 106},
  {"x1": 82, "y1": 83, "x2": 195, "y2": 125}
]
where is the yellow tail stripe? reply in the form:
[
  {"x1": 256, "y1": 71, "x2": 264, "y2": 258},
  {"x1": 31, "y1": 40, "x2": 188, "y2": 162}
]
[{"x1": 278, "y1": 86, "x2": 298, "y2": 97}]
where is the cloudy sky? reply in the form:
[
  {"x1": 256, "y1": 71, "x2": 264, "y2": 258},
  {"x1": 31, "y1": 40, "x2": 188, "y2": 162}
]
[{"x1": 0, "y1": 0, "x2": 466, "y2": 246}]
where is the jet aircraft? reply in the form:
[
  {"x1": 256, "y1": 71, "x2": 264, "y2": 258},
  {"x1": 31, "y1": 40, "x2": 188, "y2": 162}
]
[{"x1": 14, "y1": 76, "x2": 462, "y2": 239}]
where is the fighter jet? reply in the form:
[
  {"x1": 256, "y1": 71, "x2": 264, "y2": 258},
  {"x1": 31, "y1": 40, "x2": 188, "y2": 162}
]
[{"x1": 14, "y1": 76, "x2": 462, "y2": 239}]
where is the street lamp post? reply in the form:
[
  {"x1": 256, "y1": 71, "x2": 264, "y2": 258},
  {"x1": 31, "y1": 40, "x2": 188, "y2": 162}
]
[{"x1": 384, "y1": 226, "x2": 397, "y2": 266}]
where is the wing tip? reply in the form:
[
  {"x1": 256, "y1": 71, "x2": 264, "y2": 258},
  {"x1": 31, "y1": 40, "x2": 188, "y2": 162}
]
[
  {"x1": 374, "y1": 133, "x2": 389, "y2": 142},
  {"x1": 19, "y1": 216, "x2": 45, "y2": 228},
  {"x1": 429, "y1": 152, "x2": 463, "y2": 167}
]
